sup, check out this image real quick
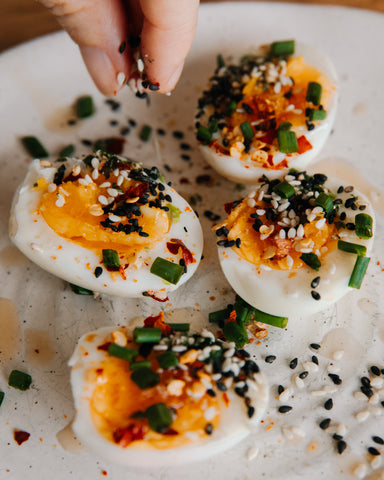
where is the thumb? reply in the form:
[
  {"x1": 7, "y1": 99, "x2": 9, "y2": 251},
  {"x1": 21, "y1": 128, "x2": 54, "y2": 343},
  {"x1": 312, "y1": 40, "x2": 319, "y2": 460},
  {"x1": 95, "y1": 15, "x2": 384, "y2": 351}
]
[
  {"x1": 39, "y1": 0, "x2": 131, "y2": 95},
  {"x1": 139, "y1": 0, "x2": 200, "y2": 93}
]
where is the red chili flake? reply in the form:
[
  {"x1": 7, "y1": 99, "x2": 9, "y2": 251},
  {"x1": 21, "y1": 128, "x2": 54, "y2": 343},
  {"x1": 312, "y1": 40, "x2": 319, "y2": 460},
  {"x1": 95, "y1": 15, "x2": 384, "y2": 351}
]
[
  {"x1": 97, "y1": 342, "x2": 111, "y2": 351},
  {"x1": 105, "y1": 137, "x2": 125, "y2": 155},
  {"x1": 224, "y1": 202, "x2": 236, "y2": 214},
  {"x1": 179, "y1": 177, "x2": 190, "y2": 184},
  {"x1": 162, "y1": 428, "x2": 179, "y2": 436},
  {"x1": 225, "y1": 309, "x2": 237, "y2": 324},
  {"x1": 166, "y1": 239, "x2": 195, "y2": 265},
  {"x1": 144, "y1": 312, "x2": 172, "y2": 335},
  {"x1": 101, "y1": 470, "x2": 108, "y2": 477},
  {"x1": 222, "y1": 392, "x2": 230, "y2": 406},
  {"x1": 119, "y1": 265, "x2": 127, "y2": 281},
  {"x1": 113, "y1": 424, "x2": 145, "y2": 447},
  {"x1": 14, "y1": 430, "x2": 30, "y2": 445},
  {"x1": 142, "y1": 291, "x2": 169, "y2": 302},
  {"x1": 297, "y1": 135, "x2": 313, "y2": 154},
  {"x1": 117, "y1": 182, "x2": 149, "y2": 203}
]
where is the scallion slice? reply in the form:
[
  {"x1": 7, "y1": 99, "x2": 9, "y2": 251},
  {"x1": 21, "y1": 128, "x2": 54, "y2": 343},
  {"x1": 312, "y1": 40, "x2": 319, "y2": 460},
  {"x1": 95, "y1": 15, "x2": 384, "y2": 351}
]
[
  {"x1": 306, "y1": 82, "x2": 322, "y2": 105},
  {"x1": 355, "y1": 213, "x2": 373, "y2": 239},
  {"x1": 300, "y1": 252, "x2": 321, "y2": 271},
  {"x1": 108, "y1": 343, "x2": 138, "y2": 362},
  {"x1": 208, "y1": 308, "x2": 231, "y2": 323},
  {"x1": 157, "y1": 350, "x2": 178, "y2": 369},
  {"x1": 240, "y1": 121, "x2": 254, "y2": 140},
  {"x1": 308, "y1": 109, "x2": 327, "y2": 121},
  {"x1": 165, "y1": 323, "x2": 190, "y2": 333},
  {"x1": 0, "y1": 391, "x2": 4, "y2": 407},
  {"x1": 140, "y1": 125, "x2": 152, "y2": 142},
  {"x1": 277, "y1": 122, "x2": 292, "y2": 131},
  {"x1": 208, "y1": 118, "x2": 218, "y2": 133},
  {"x1": 150, "y1": 257, "x2": 185, "y2": 284},
  {"x1": 254, "y1": 309, "x2": 288, "y2": 328},
  {"x1": 76, "y1": 95, "x2": 94, "y2": 118},
  {"x1": 131, "y1": 367, "x2": 160, "y2": 389},
  {"x1": 8, "y1": 370, "x2": 32, "y2": 391},
  {"x1": 217, "y1": 54, "x2": 225, "y2": 69},
  {"x1": 197, "y1": 125, "x2": 212, "y2": 144},
  {"x1": 272, "y1": 181, "x2": 295, "y2": 199},
  {"x1": 102, "y1": 249, "x2": 120, "y2": 271},
  {"x1": 224, "y1": 100, "x2": 237, "y2": 117},
  {"x1": 277, "y1": 129, "x2": 298, "y2": 153},
  {"x1": 349, "y1": 256, "x2": 370, "y2": 289},
  {"x1": 338, "y1": 240, "x2": 367, "y2": 256},
  {"x1": 223, "y1": 321, "x2": 249, "y2": 349},
  {"x1": 69, "y1": 283, "x2": 93, "y2": 295},
  {"x1": 133, "y1": 327, "x2": 162, "y2": 344},
  {"x1": 314, "y1": 192, "x2": 334, "y2": 216},
  {"x1": 166, "y1": 203, "x2": 180, "y2": 223},
  {"x1": 270, "y1": 40, "x2": 295, "y2": 57},
  {"x1": 145, "y1": 403, "x2": 173, "y2": 433},
  {"x1": 130, "y1": 360, "x2": 151, "y2": 370},
  {"x1": 59, "y1": 144, "x2": 75, "y2": 157},
  {"x1": 21, "y1": 136, "x2": 49, "y2": 158}
]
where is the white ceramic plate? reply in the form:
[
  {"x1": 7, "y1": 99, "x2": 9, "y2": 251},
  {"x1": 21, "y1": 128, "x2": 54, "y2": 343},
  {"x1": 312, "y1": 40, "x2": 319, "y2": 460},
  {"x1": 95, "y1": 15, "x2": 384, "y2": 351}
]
[{"x1": 0, "y1": 3, "x2": 384, "y2": 479}]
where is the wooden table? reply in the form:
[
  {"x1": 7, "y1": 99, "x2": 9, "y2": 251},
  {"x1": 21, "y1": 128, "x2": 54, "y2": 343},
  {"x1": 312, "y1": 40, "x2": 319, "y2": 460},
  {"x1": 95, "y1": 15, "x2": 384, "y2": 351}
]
[{"x1": 1, "y1": 0, "x2": 383, "y2": 53}]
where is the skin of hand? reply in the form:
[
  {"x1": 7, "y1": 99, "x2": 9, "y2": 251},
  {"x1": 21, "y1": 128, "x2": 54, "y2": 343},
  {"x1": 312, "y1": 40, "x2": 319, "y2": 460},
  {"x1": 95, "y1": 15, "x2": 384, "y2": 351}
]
[{"x1": 38, "y1": 0, "x2": 200, "y2": 95}]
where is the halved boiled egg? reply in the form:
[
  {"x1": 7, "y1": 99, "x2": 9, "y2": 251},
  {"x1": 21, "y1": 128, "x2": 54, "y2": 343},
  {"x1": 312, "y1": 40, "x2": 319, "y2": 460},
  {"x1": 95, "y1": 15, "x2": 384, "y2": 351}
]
[
  {"x1": 69, "y1": 312, "x2": 268, "y2": 466},
  {"x1": 196, "y1": 40, "x2": 338, "y2": 183},
  {"x1": 214, "y1": 171, "x2": 375, "y2": 317},
  {"x1": 9, "y1": 152, "x2": 203, "y2": 298}
]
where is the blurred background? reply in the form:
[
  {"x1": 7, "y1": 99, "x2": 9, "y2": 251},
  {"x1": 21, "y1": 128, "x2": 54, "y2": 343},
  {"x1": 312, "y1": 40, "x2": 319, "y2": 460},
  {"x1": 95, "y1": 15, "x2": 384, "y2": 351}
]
[{"x1": 0, "y1": 0, "x2": 383, "y2": 52}]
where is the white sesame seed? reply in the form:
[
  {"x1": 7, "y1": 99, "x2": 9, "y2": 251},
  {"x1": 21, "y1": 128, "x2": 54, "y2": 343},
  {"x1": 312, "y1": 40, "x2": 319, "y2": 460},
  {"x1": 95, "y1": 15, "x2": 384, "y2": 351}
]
[
  {"x1": 109, "y1": 214, "x2": 121, "y2": 223},
  {"x1": 72, "y1": 165, "x2": 81, "y2": 176},
  {"x1": 55, "y1": 194, "x2": 65, "y2": 207},
  {"x1": 279, "y1": 229, "x2": 286, "y2": 239},
  {"x1": 91, "y1": 157, "x2": 99, "y2": 169},
  {"x1": 287, "y1": 228, "x2": 296, "y2": 239},
  {"x1": 172, "y1": 345, "x2": 187, "y2": 353},
  {"x1": 274, "y1": 82, "x2": 281, "y2": 94},
  {"x1": 92, "y1": 169, "x2": 99, "y2": 180},
  {"x1": 295, "y1": 376, "x2": 305, "y2": 389},
  {"x1": 107, "y1": 197, "x2": 115, "y2": 204},
  {"x1": 286, "y1": 255, "x2": 294, "y2": 268},
  {"x1": 84, "y1": 174, "x2": 93, "y2": 184},
  {"x1": 286, "y1": 104, "x2": 295, "y2": 111},
  {"x1": 285, "y1": 175, "x2": 295, "y2": 181},
  {"x1": 116, "y1": 175, "x2": 124, "y2": 186},
  {"x1": 137, "y1": 58, "x2": 145, "y2": 72},
  {"x1": 279, "y1": 387, "x2": 293, "y2": 402},
  {"x1": 247, "y1": 198, "x2": 256, "y2": 208},
  {"x1": 258, "y1": 191, "x2": 264, "y2": 201},
  {"x1": 369, "y1": 392, "x2": 380, "y2": 405},
  {"x1": 282, "y1": 427, "x2": 294, "y2": 441},
  {"x1": 98, "y1": 195, "x2": 108, "y2": 205},
  {"x1": 290, "y1": 180, "x2": 301, "y2": 186},
  {"x1": 256, "y1": 209, "x2": 266, "y2": 215},
  {"x1": 371, "y1": 376, "x2": 384, "y2": 388},
  {"x1": 211, "y1": 373, "x2": 221, "y2": 381},
  {"x1": 327, "y1": 364, "x2": 340, "y2": 374},
  {"x1": 332, "y1": 350, "x2": 344, "y2": 361},
  {"x1": 352, "y1": 463, "x2": 368, "y2": 479},
  {"x1": 293, "y1": 109, "x2": 303, "y2": 114},
  {"x1": 100, "y1": 182, "x2": 111, "y2": 188},
  {"x1": 355, "y1": 410, "x2": 370, "y2": 422},
  {"x1": 107, "y1": 188, "x2": 119, "y2": 197},
  {"x1": 307, "y1": 213, "x2": 316, "y2": 222},
  {"x1": 323, "y1": 385, "x2": 338, "y2": 394},
  {"x1": 288, "y1": 209, "x2": 296, "y2": 219},
  {"x1": 371, "y1": 455, "x2": 382, "y2": 469},
  {"x1": 291, "y1": 426, "x2": 306, "y2": 438},
  {"x1": 336, "y1": 423, "x2": 347, "y2": 436},
  {"x1": 78, "y1": 178, "x2": 88, "y2": 186},
  {"x1": 315, "y1": 218, "x2": 326, "y2": 229},
  {"x1": 300, "y1": 248, "x2": 313, "y2": 254},
  {"x1": 113, "y1": 168, "x2": 120, "y2": 177},
  {"x1": 329, "y1": 263, "x2": 336, "y2": 275},
  {"x1": 354, "y1": 391, "x2": 368, "y2": 401},
  {"x1": 224, "y1": 348, "x2": 235, "y2": 358},
  {"x1": 152, "y1": 344, "x2": 168, "y2": 351},
  {"x1": 277, "y1": 202, "x2": 289, "y2": 212},
  {"x1": 47, "y1": 183, "x2": 57, "y2": 193},
  {"x1": 246, "y1": 446, "x2": 259, "y2": 461},
  {"x1": 260, "y1": 264, "x2": 272, "y2": 271},
  {"x1": 311, "y1": 390, "x2": 327, "y2": 397},
  {"x1": 303, "y1": 361, "x2": 318, "y2": 373},
  {"x1": 117, "y1": 71, "x2": 126, "y2": 86},
  {"x1": 296, "y1": 224, "x2": 304, "y2": 237}
]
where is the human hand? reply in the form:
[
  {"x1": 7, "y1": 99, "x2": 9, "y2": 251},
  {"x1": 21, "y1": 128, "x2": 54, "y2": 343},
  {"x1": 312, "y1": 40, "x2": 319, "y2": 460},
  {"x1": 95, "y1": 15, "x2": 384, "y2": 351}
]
[{"x1": 38, "y1": 0, "x2": 200, "y2": 95}]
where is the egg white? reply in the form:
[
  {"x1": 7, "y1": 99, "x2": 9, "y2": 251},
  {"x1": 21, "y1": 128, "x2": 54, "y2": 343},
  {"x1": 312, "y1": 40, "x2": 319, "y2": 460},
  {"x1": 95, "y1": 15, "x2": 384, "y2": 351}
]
[
  {"x1": 69, "y1": 325, "x2": 269, "y2": 467},
  {"x1": 217, "y1": 175, "x2": 375, "y2": 318},
  {"x1": 9, "y1": 158, "x2": 203, "y2": 297},
  {"x1": 197, "y1": 43, "x2": 338, "y2": 184}
]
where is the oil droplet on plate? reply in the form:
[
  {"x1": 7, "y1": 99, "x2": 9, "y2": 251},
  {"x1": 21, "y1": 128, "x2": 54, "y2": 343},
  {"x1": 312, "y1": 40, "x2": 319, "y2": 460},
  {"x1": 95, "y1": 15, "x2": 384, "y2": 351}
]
[
  {"x1": 357, "y1": 298, "x2": 378, "y2": 316},
  {"x1": 24, "y1": 328, "x2": 56, "y2": 366},
  {"x1": 319, "y1": 327, "x2": 363, "y2": 362},
  {"x1": 56, "y1": 421, "x2": 85, "y2": 454},
  {"x1": 0, "y1": 298, "x2": 21, "y2": 363}
]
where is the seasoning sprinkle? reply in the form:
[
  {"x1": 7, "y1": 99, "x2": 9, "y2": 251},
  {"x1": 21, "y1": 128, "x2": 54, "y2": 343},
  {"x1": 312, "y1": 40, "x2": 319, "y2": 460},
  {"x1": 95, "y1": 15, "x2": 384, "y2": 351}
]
[{"x1": 278, "y1": 405, "x2": 293, "y2": 414}]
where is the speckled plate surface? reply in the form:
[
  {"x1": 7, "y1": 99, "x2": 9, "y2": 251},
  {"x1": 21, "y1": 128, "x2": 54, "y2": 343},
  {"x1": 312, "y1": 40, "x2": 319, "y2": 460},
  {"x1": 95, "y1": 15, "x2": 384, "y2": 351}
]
[{"x1": 0, "y1": 2, "x2": 384, "y2": 479}]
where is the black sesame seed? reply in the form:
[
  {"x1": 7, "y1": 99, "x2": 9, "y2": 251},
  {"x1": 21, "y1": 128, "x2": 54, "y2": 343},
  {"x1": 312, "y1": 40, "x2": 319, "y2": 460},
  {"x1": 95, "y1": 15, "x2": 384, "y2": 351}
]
[
  {"x1": 120, "y1": 126, "x2": 130, "y2": 136},
  {"x1": 359, "y1": 205, "x2": 367, "y2": 210},
  {"x1": 94, "y1": 266, "x2": 103, "y2": 278},
  {"x1": 319, "y1": 418, "x2": 331, "y2": 430},
  {"x1": 278, "y1": 405, "x2": 292, "y2": 414},
  {"x1": 265, "y1": 355, "x2": 276, "y2": 364},
  {"x1": 372, "y1": 436, "x2": 384, "y2": 445},
  {"x1": 368, "y1": 447, "x2": 381, "y2": 456},
  {"x1": 337, "y1": 186, "x2": 344, "y2": 194},
  {"x1": 67, "y1": 119, "x2": 77, "y2": 126},
  {"x1": 370, "y1": 366, "x2": 381, "y2": 376},
  {"x1": 81, "y1": 139, "x2": 92, "y2": 146},
  {"x1": 181, "y1": 154, "x2": 191, "y2": 161},
  {"x1": 311, "y1": 276, "x2": 320, "y2": 288},
  {"x1": 381, "y1": 401, "x2": 384, "y2": 408},
  {"x1": 206, "y1": 389, "x2": 216, "y2": 397},
  {"x1": 337, "y1": 440, "x2": 347, "y2": 454},
  {"x1": 310, "y1": 343, "x2": 321, "y2": 350},
  {"x1": 156, "y1": 128, "x2": 166, "y2": 136},
  {"x1": 247, "y1": 406, "x2": 255, "y2": 418},
  {"x1": 346, "y1": 222, "x2": 355, "y2": 231},
  {"x1": 149, "y1": 83, "x2": 160, "y2": 91},
  {"x1": 235, "y1": 238, "x2": 241, "y2": 248},
  {"x1": 172, "y1": 130, "x2": 184, "y2": 139},
  {"x1": 361, "y1": 376, "x2": 371, "y2": 387},
  {"x1": 289, "y1": 358, "x2": 298, "y2": 369},
  {"x1": 216, "y1": 381, "x2": 227, "y2": 391},
  {"x1": 324, "y1": 398, "x2": 333, "y2": 410},
  {"x1": 328, "y1": 373, "x2": 342, "y2": 385},
  {"x1": 299, "y1": 371, "x2": 309, "y2": 379},
  {"x1": 312, "y1": 355, "x2": 319, "y2": 365},
  {"x1": 311, "y1": 290, "x2": 321, "y2": 300},
  {"x1": 204, "y1": 210, "x2": 221, "y2": 221},
  {"x1": 344, "y1": 185, "x2": 354, "y2": 193},
  {"x1": 118, "y1": 41, "x2": 126, "y2": 54},
  {"x1": 333, "y1": 434, "x2": 343, "y2": 441},
  {"x1": 278, "y1": 385, "x2": 285, "y2": 395},
  {"x1": 361, "y1": 385, "x2": 374, "y2": 398},
  {"x1": 180, "y1": 143, "x2": 191, "y2": 151},
  {"x1": 109, "y1": 120, "x2": 118, "y2": 126},
  {"x1": 339, "y1": 211, "x2": 346, "y2": 221},
  {"x1": 205, "y1": 423, "x2": 213, "y2": 435}
]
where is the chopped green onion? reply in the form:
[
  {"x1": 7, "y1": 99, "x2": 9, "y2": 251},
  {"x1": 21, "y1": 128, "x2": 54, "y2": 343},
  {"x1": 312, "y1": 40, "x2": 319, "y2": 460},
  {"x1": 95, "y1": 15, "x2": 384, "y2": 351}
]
[
  {"x1": 349, "y1": 256, "x2": 370, "y2": 289},
  {"x1": 94, "y1": 139, "x2": 107, "y2": 151},
  {"x1": 157, "y1": 350, "x2": 178, "y2": 369},
  {"x1": 145, "y1": 403, "x2": 173, "y2": 433},
  {"x1": 240, "y1": 121, "x2": 254, "y2": 140},
  {"x1": 69, "y1": 283, "x2": 93, "y2": 295},
  {"x1": 108, "y1": 343, "x2": 138, "y2": 362},
  {"x1": 355, "y1": 213, "x2": 373, "y2": 239},
  {"x1": 133, "y1": 327, "x2": 162, "y2": 344},
  {"x1": 277, "y1": 122, "x2": 292, "y2": 131},
  {"x1": 208, "y1": 308, "x2": 231, "y2": 323},
  {"x1": 208, "y1": 118, "x2": 218, "y2": 133},
  {"x1": 197, "y1": 125, "x2": 212, "y2": 144},
  {"x1": 338, "y1": 240, "x2": 367, "y2": 256},
  {"x1": 306, "y1": 82, "x2": 322, "y2": 105},
  {"x1": 150, "y1": 257, "x2": 185, "y2": 284},
  {"x1": 314, "y1": 192, "x2": 334, "y2": 216},
  {"x1": 166, "y1": 203, "x2": 180, "y2": 223},
  {"x1": 224, "y1": 100, "x2": 237, "y2": 117},
  {"x1": 139, "y1": 125, "x2": 152, "y2": 142},
  {"x1": 130, "y1": 360, "x2": 151, "y2": 370},
  {"x1": 272, "y1": 181, "x2": 295, "y2": 199},
  {"x1": 308, "y1": 109, "x2": 327, "y2": 121},
  {"x1": 223, "y1": 321, "x2": 249, "y2": 349},
  {"x1": 59, "y1": 144, "x2": 75, "y2": 157},
  {"x1": 217, "y1": 54, "x2": 225, "y2": 69},
  {"x1": 131, "y1": 367, "x2": 160, "y2": 389},
  {"x1": 277, "y1": 129, "x2": 298, "y2": 153},
  {"x1": 21, "y1": 136, "x2": 49, "y2": 158},
  {"x1": 102, "y1": 249, "x2": 120, "y2": 271},
  {"x1": 76, "y1": 95, "x2": 94, "y2": 118},
  {"x1": 270, "y1": 40, "x2": 295, "y2": 57},
  {"x1": 165, "y1": 323, "x2": 190, "y2": 333},
  {"x1": 300, "y1": 252, "x2": 321, "y2": 271},
  {"x1": 253, "y1": 309, "x2": 288, "y2": 329},
  {"x1": 0, "y1": 391, "x2": 4, "y2": 407},
  {"x1": 233, "y1": 300, "x2": 254, "y2": 326},
  {"x1": 8, "y1": 370, "x2": 32, "y2": 391}
]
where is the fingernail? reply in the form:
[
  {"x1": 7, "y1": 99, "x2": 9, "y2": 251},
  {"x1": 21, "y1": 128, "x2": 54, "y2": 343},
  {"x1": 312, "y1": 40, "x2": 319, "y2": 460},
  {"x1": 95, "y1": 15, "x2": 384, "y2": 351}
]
[
  {"x1": 162, "y1": 62, "x2": 184, "y2": 93},
  {"x1": 80, "y1": 46, "x2": 123, "y2": 95}
]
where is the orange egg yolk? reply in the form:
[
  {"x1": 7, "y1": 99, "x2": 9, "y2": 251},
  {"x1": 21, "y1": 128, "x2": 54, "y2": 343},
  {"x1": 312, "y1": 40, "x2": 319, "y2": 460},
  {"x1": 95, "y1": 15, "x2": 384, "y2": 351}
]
[{"x1": 89, "y1": 353, "x2": 222, "y2": 449}]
